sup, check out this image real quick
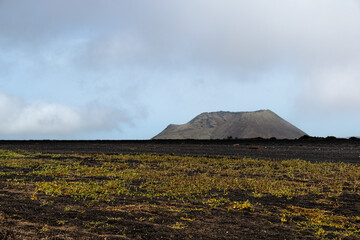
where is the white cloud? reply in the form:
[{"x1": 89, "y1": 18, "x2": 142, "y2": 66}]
[
  {"x1": 0, "y1": 91, "x2": 128, "y2": 138},
  {"x1": 1, "y1": 0, "x2": 360, "y2": 74},
  {"x1": 300, "y1": 65, "x2": 360, "y2": 113},
  {"x1": 1, "y1": 0, "x2": 360, "y2": 138}
]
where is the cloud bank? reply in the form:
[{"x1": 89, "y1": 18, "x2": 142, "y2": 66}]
[
  {"x1": 83, "y1": 0, "x2": 360, "y2": 113},
  {"x1": 2, "y1": 1, "x2": 359, "y2": 69},
  {"x1": 1, "y1": 0, "x2": 360, "y2": 137},
  {"x1": 0, "y1": 91, "x2": 128, "y2": 138}
]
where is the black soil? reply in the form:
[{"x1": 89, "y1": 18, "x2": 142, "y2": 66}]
[
  {"x1": 0, "y1": 138, "x2": 359, "y2": 163},
  {"x1": 0, "y1": 138, "x2": 359, "y2": 239}
]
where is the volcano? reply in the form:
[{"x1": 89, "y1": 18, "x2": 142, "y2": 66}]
[{"x1": 153, "y1": 110, "x2": 306, "y2": 139}]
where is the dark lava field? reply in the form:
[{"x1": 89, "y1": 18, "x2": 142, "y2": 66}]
[
  {"x1": 0, "y1": 137, "x2": 359, "y2": 164},
  {"x1": 1, "y1": 138, "x2": 360, "y2": 240}
]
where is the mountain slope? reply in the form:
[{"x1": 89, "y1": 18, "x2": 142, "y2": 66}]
[{"x1": 153, "y1": 110, "x2": 306, "y2": 139}]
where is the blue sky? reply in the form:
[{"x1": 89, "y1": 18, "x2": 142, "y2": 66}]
[{"x1": 1, "y1": 0, "x2": 360, "y2": 139}]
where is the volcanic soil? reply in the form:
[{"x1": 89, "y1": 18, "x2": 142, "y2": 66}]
[
  {"x1": 0, "y1": 138, "x2": 359, "y2": 163},
  {"x1": 0, "y1": 138, "x2": 359, "y2": 239}
]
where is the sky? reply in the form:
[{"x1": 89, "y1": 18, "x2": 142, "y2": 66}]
[{"x1": 1, "y1": 0, "x2": 360, "y2": 139}]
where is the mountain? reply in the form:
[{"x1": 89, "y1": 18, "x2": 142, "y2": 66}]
[{"x1": 153, "y1": 110, "x2": 306, "y2": 139}]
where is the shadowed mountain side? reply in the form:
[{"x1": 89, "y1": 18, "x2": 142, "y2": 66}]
[{"x1": 153, "y1": 110, "x2": 306, "y2": 139}]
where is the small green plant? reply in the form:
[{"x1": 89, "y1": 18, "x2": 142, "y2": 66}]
[
  {"x1": 63, "y1": 205, "x2": 85, "y2": 213},
  {"x1": 56, "y1": 220, "x2": 68, "y2": 225},
  {"x1": 180, "y1": 217, "x2": 195, "y2": 222},
  {"x1": 169, "y1": 222, "x2": 188, "y2": 229},
  {"x1": 252, "y1": 191, "x2": 263, "y2": 198},
  {"x1": 231, "y1": 200, "x2": 255, "y2": 211},
  {"x1": 203, "y1": 197, "x2": 229, "y2": 208},
  {"x1": 39, "y1": 224, "x2": 50, "y2": 232},
  {"x1": 84, "y1": 220, "x2": 111, "y2": 230}
]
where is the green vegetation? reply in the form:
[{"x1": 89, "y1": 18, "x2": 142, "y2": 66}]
[{"x1": 1, "y1": 149, "x2": 360, "y2": 239}]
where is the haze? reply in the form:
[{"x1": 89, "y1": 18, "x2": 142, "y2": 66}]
[{"x1": 1, "y1": 0, "x2": 360, "y2": 139}]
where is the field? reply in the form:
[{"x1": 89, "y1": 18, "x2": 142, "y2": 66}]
[{"x1": 1, "y1": 142, "x2": 360, "y2": 239}]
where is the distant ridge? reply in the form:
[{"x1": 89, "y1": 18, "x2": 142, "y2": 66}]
[{"x1": 153, "y1": 110, "x2": 306, "y2": 139}]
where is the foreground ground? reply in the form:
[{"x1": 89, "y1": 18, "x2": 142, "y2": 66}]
[{"x1": 0, "y1": 145, "x2": 360, "y2": 239}]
